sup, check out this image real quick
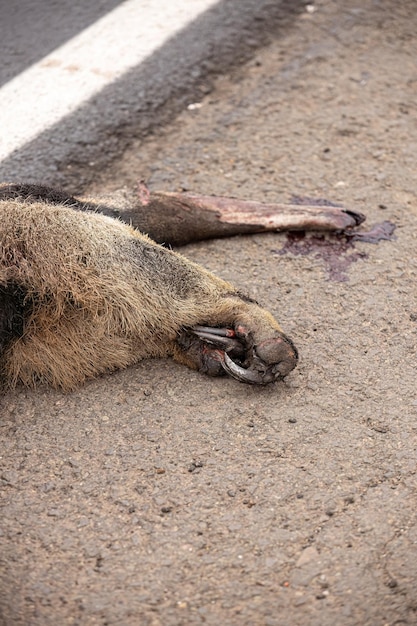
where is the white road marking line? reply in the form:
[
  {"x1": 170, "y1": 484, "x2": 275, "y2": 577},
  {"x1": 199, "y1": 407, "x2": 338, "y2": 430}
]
[{"x1": 0, "y1": 0, "x2": 219, "y2": 163}]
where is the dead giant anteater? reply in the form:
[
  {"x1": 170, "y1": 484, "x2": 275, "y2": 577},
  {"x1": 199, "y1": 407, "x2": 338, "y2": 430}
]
[{"x1": 0, "y1": 182, "x2": 363, "y2": 391}]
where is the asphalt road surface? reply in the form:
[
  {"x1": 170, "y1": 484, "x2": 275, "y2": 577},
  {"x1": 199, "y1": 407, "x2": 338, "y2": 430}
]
[{"x1": 1, "y1": 1, "x2": 417, "y2": 625}]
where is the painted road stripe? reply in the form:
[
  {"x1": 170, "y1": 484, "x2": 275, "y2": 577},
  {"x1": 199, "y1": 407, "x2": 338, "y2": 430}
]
[{"x1": 0, "y1": 0, "x2": 219, "y2": 162}]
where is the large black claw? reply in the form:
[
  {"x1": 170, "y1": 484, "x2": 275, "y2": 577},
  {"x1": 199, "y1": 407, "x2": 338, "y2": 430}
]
[
  {"x1": 222, "y1": 352, "x2": 269, "y2": 384},
  {"x1": 221, "y1": 337, "x2": 298, "y2": 385},
  {"x1": 190, "y1": 326, "x2": 298, "y2": 385}
]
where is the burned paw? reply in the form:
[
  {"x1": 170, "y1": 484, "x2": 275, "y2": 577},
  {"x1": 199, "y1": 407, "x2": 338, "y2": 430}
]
[{"x1": 180, "y1": 324, "x2": 298, "y2": 385}]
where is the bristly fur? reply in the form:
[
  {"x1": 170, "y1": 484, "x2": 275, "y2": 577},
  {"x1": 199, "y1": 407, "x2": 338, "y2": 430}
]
[{"x1": 0, "y1": 187, "x2": 288, "y2": 391}]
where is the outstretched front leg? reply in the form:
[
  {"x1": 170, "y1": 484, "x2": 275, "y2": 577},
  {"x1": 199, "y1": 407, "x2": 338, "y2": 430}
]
[
  {"x1": 0, "y1": 189, "x2": 298, "y2": 389},
  {"x1": 173, "y1": 289, "x2": 298, "y2": 385}
]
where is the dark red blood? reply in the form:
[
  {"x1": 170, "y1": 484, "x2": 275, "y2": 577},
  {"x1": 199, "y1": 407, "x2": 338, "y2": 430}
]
[
  {"x1": 275, "y1": 232, "x2": 367, "y2": 282},
  {"x1": 348, "y1": 221, "x2": 396, "y2": 243},
  {"x1": 275, "y1": 220, "x2": 396, "y2": 282}
]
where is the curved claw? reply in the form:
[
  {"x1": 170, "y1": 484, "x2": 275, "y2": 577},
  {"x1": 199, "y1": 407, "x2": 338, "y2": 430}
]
[
  {"x1": 221, "y1": 352, "x2": 268, "y2": 384},
  {"x1": 188, "y1": 325, "x2": 298, "y2": 385},
  {"x1": 221, "y1": 334, "x2": 298, "y2": 385},
  {"x1": 191, "y1": 325, "x2": 244, "y2": 355}
]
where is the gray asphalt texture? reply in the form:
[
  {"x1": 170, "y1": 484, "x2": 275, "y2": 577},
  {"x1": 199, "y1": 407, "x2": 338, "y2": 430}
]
[
  {"x1": 1, "y1": 1, "x2": 417, "y2": 625},
  {"x1": 0, "y1": 0, "x2": 307, "y2": 188}
]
